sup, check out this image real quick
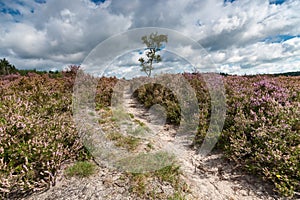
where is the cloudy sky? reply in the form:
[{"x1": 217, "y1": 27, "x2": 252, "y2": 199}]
[{"x1": 0, "y1": 0, "x2": 300, "y2": 75}]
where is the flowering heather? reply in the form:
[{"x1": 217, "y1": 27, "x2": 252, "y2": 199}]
[
  {"x1": 134, "y1": 73, "x2": 300, "y2": 197},
  {"x1": 0, "y1": 70, "x2": 299, "y2": 198},
  {"x1": 221, "y1": 75, "x2": 299, "y2": 197},
  {"x1": 0, "y1": 68, "x2": 120, "y2": 198},
  {"x1": 0, "y1": 72, "x2": 87, "y2": 198}
]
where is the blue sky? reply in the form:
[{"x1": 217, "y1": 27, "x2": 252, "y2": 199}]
[{"x1": 0, "y1": 0, "x2": 300, "y2": 75}]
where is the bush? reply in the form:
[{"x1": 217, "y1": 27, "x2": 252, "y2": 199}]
[
  {"x1": 222, "y1": 75, "x2": 300, "y2": 196},
  {"x1": 133, "y1": 83, "x2": 181, "y2": 124}
]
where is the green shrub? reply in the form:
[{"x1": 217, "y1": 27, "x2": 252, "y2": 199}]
[{"x1": 133, "y1": 83, "x2": 181, "y2": 124}]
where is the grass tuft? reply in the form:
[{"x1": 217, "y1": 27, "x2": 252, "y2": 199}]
[{"x1": 65, "y1": 161, "x2": 96, "y2": 178}]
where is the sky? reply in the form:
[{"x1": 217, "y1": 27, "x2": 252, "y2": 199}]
[{"x1": 0, "y1": 0, "x2": 300, "y2": 75}]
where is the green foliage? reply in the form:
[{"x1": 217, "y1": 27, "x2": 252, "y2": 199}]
[
  {"x1": 126, "y1": 164, "x2": 187, "y2": 199},
  {"x1": 0, "y1": 58, "x2": 17, "y2": 75},
  {"x1": 138, "y1": 32, "x2": 168, "y2": 77},
  {"x1": 65, "y1": 161, "x2": 96, "y2": 178},
  {"x1": 154, "y1": 165, "x2": 181, "y2": 185},
  {"x1": 17, "y1": 69, "x2": 48, "y2": 76},
  {"x1": 106, "y1": 132, "x2": 141, "y2": 151},
  {"x1": 0, "y1": 58, "x2": 53, "y2": 76},
  {"x1": 133, "y1": 83, "x2": 181, "y2": 124}
]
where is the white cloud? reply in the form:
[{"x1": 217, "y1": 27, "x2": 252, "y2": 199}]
[
  {"x1": 0, "y1": 0, "x2": 299, "y2": 74},
  {"x1": 0, "y1": 23, "x2": 47, "y2": 56},
  {"x1": 218, "y1": 64, "x2": 242, "y2": 74},
  {"x1": 0, "y1": 0, "x2": 132, "y2": 70},
  {"x1": 213, "y1": 36, "x2": 300, "y2": 74}
]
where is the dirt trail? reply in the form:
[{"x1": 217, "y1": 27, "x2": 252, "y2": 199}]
[
  {"x1": 28, "y1": 84, "x2": 278, "y2": 200},
  {"x1": 120, "y1": 85, "x2": 276, "y2": 200}
]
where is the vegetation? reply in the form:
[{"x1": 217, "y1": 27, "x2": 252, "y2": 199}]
[
  {"x1": 272, "y1": 71, "x2": 300, "y2": 77},
  {"x1": 65, "y1": 161, "x2": 96, "y2": 178},
  {"x1": 221, "y1": 75, "x2": 300, "y2": 197},
  {"x1": 134, "y1": 73, "x2": 300, "y2": 197},
  {"x1": 0, "y1": 58, "x2": 17, "y2": 75},
  {"x1": 106, "y1": 132, "x2": 141, "y2": 152},
  {"x1": 133, "y1": 83, "x2": 181, "y2": 124},
  {"x1": 0, "y1": 58, "x2": 299, "y2": 198},
  {"x1": 125, "y1": 163, "x2": 188, "y2": 199},
  {"x1": 0, "y1": 64, "x2": 115, "y2": 198},
  {"x1": 138, "y1": 32, "x2": 168, "y2": 77}
]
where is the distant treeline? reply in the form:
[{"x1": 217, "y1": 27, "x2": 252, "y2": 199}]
[
  {"x1": 1, "y1": 58, "x2": 299, "y2": 77},
  {"x1": 220, "y1": 71, "x2": 300, "y2": 77},
  {"x1": 0, "y1": 58, "x2": 62, "y2": 76},
  {"x1": 0, "y1": 58, "x2": 18, "y2": 75},
  {"x1": 271, "y1": 71, "x2": 300, "y2": 76}
]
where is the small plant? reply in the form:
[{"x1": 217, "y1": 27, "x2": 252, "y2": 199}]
[
  {"x1": 113, "y1": 108, "x2": 132, "y2": 121},
  {"x1": 106, "y1": 132, "x2": 141, "y2": 151},
  {"x1": 155, "y1": 164, "x2": 181, "y2": 187},
  {"x1": 65, "y1": 161, "x2": 96, "y2": 178},
  {"x1": 146, "y1": 142, "x2": 154, "y2": 150},
  {"x1": 133, "y1": 83, "x2": 181, "y2": 124},
  {"x1": 125, "y1": 163, "x2": 187, "y2": 199},
  {"x1": 127, "y1": 125, "x2": 150, "y2": 137},
  {"x1": 168, "y1": 192, "x2": 186, "y2": 200},
  {"x1": 133, "y1": 118, "x2": 146, "y2": 127}
]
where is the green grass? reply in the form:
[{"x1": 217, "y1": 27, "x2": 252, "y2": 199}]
[
  {"x1": 168, "y1": 192, "x2": 186, "y2": 200},
  {"x1": 154, "y1": 164, "x2": 181, "y2": 186},
  {"x1": 65, "y1": 161, "x2": 96, "y2": 178},
  {"x1": 133, "y1": 118, "x2": 146, "y2": 127},
  {"x1": 113, "y1": 108, "x2": 131, "y2": 121},
  {"x1": 106, "y1": 132, "x2": 141, "y2": 151},
  {"x1": 126, "y1": 125, "x2": 150, "y2": 136},
  {"x1": 124, "y1": 163, "x2": 187, "y2": 199}
]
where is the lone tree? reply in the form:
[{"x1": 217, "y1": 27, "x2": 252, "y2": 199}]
[{"x1": 138, "y1": 32, "x2": 168, "y2": 77}]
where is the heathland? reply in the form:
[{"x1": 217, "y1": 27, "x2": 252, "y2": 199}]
[{"x1": 0, "y1": 64, "x2": 299, "y2": 199}]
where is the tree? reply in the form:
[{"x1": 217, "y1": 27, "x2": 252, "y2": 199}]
[
  {"x1": 0, "y1": 58, "x2": 17, "y2": 75},
  {"x1": 138, "y1": 32, "x2": 168, "y2": 77}
]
